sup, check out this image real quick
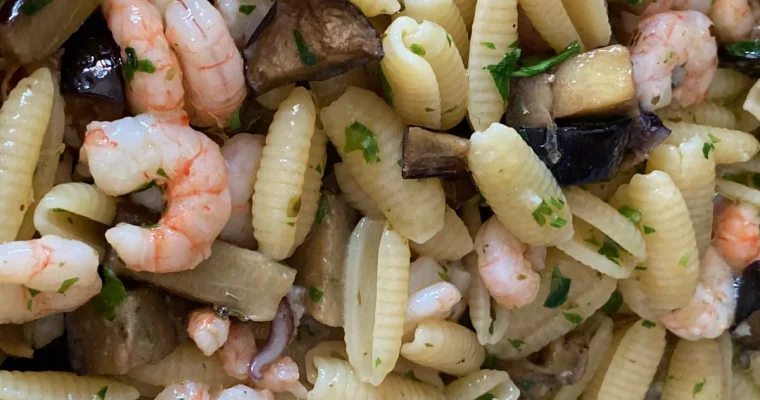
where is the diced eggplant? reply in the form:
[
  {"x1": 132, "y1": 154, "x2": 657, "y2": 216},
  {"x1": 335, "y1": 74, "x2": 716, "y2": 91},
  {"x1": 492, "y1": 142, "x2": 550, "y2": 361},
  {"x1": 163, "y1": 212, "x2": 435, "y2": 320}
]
[
  {"x1": 402, "y1": 127, "x2": 470, "y2": 179},
  {"x1": 243, "y1": 0, "x2": 383, "y2": 96},
  {"x1": 619, "y1": 111, "x2": 671, "y2": 170},
  {"x1": 443, "y1": 177, "x2": 478, "y2": 210},
  {"x1": 287, "y1": 192, "x2": 358, "y2": 327},
  {"x1": 66, "y1": 286, "x2": 192, "y2": 375},
  {"x1": 734, "y1": 261, "x2": 760, "y2": 349},
  {"x1": 106, "y1": 241, "x2": 297, "y2": 321},
  {"x1": 61, "y1": 12, "x2": 125, "y2": 105},
  {"x1": 719, "y1": 42, "x2": 760, "y2": 78},
  {"x1": 552, "y1": 45, "x2": 636, "y2": 118},
  {"x1": 504, "y1": 73, "x2": 554, "y2": 129},
  {"x1": 0, "y1": 0, "x2": 99, "y2": 64}
]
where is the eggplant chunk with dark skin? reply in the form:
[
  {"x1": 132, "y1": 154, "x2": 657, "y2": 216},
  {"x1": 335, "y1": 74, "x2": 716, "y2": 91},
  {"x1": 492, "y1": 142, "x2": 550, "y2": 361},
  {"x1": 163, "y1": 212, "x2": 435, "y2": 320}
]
[
  {"x1": 402, "y1": 127, "x2": 471, "y2": 179},
  {"x1": 243, "y1": 0, "x2": 383, "y2": 96},
  {"x1": 719, "y1": 42, "x2": 760, "y2": 78},
  {"x1": 504, "y1": 73, "x2": 555, "y2": 129},
  {"x1": 733, "y1": 261, "x2": 760, "y2": 349},
  {"x1": 0, "y1": 0, "x2": 99, "y2": 64}
]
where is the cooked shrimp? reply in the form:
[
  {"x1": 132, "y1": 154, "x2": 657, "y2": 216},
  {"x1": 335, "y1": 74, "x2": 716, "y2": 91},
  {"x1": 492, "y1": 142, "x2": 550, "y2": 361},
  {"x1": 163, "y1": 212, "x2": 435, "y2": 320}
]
[
  {"x1": 216, "y1": 385, "x2": 274, "y2": 400},
  {"x1": 0, "y1": 280, "x2": 101, "y2": 324},
  {"x1": 709, "y1": 0, "x2": 759, "y2": 43},
  {"x1": 215, "y1": 0, "x2": 274, "y2": 49},
  {"x1": 713, "y1": 201, "x2": 760, "y2": 273},
  {"x1": 474, "y1": 216, "x2": 545, "y2": 309},
  {"x1": 0, "y1": 235, "x2": 99, "y2": 293},
  {"x1": 187, "y1": 307, "x2": 231, "y2": 356},
  {"x1": 219, "y1": 321, "x2": 257, "y2": 381},
  {"x1": 164, "y1": 0, "x2": 246, "y2": 127},
  {"x1": 81, "y1": 114, "x2": 231, "y2": 273},
  {"x1": 404, "y1": 281, "x2": 462, "y2": 335},
  {"x1": 631, "y1": 10, "x2": 718, "y2": 111},
  {"x1": 155, "y1": 382, "x2": 211, "y2": 400},
  {"x1": 219, "y1": 134, "x2": 264, "y2": 249},
  {"x1": 253, "y1": 357, "x2": 308, "y2": 399},
  {"x1": 103, "y1": 0, "x2": 186, "y2": 119},
  {"x1": 660, "y1": 246, "x2": 736, "y2": 340}
]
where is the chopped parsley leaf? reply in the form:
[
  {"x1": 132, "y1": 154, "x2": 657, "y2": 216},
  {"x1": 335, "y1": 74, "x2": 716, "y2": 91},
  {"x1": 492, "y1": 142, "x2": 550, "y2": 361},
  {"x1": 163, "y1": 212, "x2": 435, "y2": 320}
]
[
  {"x1": 308, "y1": 286, "x2": 324, "y2": 303},
  {"x1": 702, "y1": 142, "x2": 715, "y2": 159},
  {"x1": 544, "y1": 266, "x2": 571, "y2": 308},
  {"x1": 402, "y1": 370, "x2": 422, "y2": 382},
  {"x1": 480, "y1": 41, "x2": 496, "y2": 49},
  {"x1": 618, "y1": 205, "x2": 643, "y2": 224},
  {"x1": 344, "y1": 121, "x2": 381, "y2": 164},
  {"x1": 238, "y1": 4, "x2": 256, "y2": 14},
  {"x1": 509, "y1": 339, "x2": 525, "y2": 350},
  {"x1": 600, "y1": 290, "x2": 623, "y2": 315},
  {"x1": 58, "y1": 278, "x2": 79, "y2": 294},
  {"x1": 642, "y1": 320, "x2": 656, "y2": 328},
  {"x1": 90, "y1": 267, "x2": 127, "y2": 321},
  {"x1": 315, "y1": 194, "x2": 329, "y2": 224},
  {"x1": 96, "y1": 386, "x2": 108, "y2": 399},
  {"x1": 409, "y1": 44, "x2": 426, "y2": 56},
  {"x1": 563, "y1": 312, "x2": 583, "y2": 327},
  {"x1": 643, "y1": 225, "x2": 656, "y2": 234},
  {"x1": 293, "y1": 30, "x2": 317, "y2": 66}
]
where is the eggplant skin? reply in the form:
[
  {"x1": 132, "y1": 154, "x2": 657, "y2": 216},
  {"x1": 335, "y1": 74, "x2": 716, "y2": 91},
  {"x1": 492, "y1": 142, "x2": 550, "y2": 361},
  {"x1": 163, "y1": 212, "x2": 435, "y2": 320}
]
[
  {"x1": 61, "y1": 12, "x2": 126, "y2": 105},
  {"x1": 719, "y1": 45, "x2": 760, "y2": 78},
  {"x1": 519, "y1": 117, "x2": 630, "y2": 186},
  {"x1": 736, "y1": 261, "x2": 760, "y2": 327}
]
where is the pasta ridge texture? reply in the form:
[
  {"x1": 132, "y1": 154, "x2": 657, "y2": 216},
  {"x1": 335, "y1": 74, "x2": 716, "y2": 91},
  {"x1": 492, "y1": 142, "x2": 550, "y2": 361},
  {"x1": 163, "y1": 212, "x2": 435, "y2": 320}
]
[
  {"x1": 444, "y1": 369, "x2": 521, "y2": 400},
  {"x1": 663, "y1": 121, "x2": 760, "y2": 164},
  {"x1": 398, "y1": 0, "x2": 470, "y2": 64},
  {"x1": 410, "y1": 206, "x2": 473, "y2": 262},
  {"x1": 400, "y1": 319, "x2": 485, "y2": 376},
  {"x1": 127, "y1": 342, "x2": 241, "y2": 388},
  {"x1": 561, "y1": 0, "x2": 612, "y2": 49},
  {"x1": 334, "y1": 162, "x2": 383, "y2": 217},
  {"x1": 661, "y1": 338, "x2": 724, "y2": 400},
  {"x1": 293, "y1": 130, "x2": 327, "y2": 248},
  {"x1": 519, "y1": 0, "x2": 584, "y2": 52},
  {"x1": 0, "y1": 371, "x2": 139, "y2": 400}
]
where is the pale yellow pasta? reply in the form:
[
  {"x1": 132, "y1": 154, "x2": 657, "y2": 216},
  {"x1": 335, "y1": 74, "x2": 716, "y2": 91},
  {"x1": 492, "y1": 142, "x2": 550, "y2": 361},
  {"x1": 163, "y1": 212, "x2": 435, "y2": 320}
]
[
  {"x1": 334, "y1": 162, "x2": 383, "y2": 217},
  {"x1": 752, "y1": 352, "x2": 760, "y2": 386},
  {"x1": 617, "y1": 274, "x2": 659, "y2": 321},
  {"x1": 663, "y1": 121, "x2": 760, "y2": 164},
  {"x1": 468, "y1": 258, "x2": 510, "y2": 345},
  {"x1": 348, "y1": 0, "x2": 401, "y2": 16},
  {"x1": 646, "y1": 137, "x2": 716, "y2": 257},
  {"x1": 372, "y1": 222, "x2": 411, "y2": 385},
  {"x1": 732, "y1": 369, "x2": 760, "y2": 400},
  {"x1": 519, "y1": 0, "x2": 584, "y2": 52},
  {"x1": 306, "y1": 341, "x2": 351, "y2": 384},
  {"x1": 0, "y1": 67, "x2": 54, "y2": 243},
  {"x1": 489, "y1": 250, "x2": 616, "y2": 359},
  {"x1": 321, "y1": 87, "x2": 446, "y2": 244},
  {"x1": 744, "y1": 79, "x2": 760, "y2": 122},
  {"x1": 127, "y1": 342, "x2": 241, "y2": 388},
  {"x1": 556, "y1": 219, "x2": 637, "y2": 279},
  {"x1": 452, "y1": 0, "x2": 476, "y2": 30},
  {"x1": 393, "y1": 358, "x2": 445, "y2": 390},
  {"x1": 444, "y1": 370, "x2": 521, "y2": 400},
  {"x1": 293, "y1": 130, "x2": 327, "y2": 248},
  {"x1": 109, "y1": 376, "x2": 162, "y2": 399},
  {"x1": 561, "y1": 0, "x2": 612, "y2": 49},
  {"x1": 379, "y1": 373, "x2": 444, "y2": 399},
  {"x1": 308, "y1": 357, "x2": 380, "y2": 400},
  {"x1": 33, "y1": 183, "x2": 117, "y2": 259},
  {"x1": 707, "y1": 69, "x2": 753, "y2": 100},
  {"x1": 581, "y1": 325, "x2": 626, "y2": 400},
  {"x1": 402, "y1": 20, "x2": 469, "y2": 129},
  {"x1": 410, "y1": 206, "x2": 473, "y2": 262},
  {"x1": 662, "y1": 339, "x2": 724, "y2": 400},
  {"x1": 398, "y1": 0, "x2": 470, "y2": 64},
  {"x1": 658, "y1": 101, "x2": 739, "y2": 130},
  {"x1": 718, "y1": 333, "x2": 732, "y2": 400},
  {"x1": 381, "y1": 17, "x2": 441, "y2": 129},
  {"x1": 467, "y1": 0, "x2": 518, "y2": 131},
  {"x1": 400, "y1": 319, "x2": 485, "y2": 376},
  {"x1": 309, "y1": 67, "x2": 371, "y2": 107},
  {"x1": 563, "y1": 186, "x2": 646, "y2": 259},
  {"x1": 552, "y1": 316, "x2": 614, "y2": 400},
  {"x1": 0, "y1": 323, "x2": 33, "y2": 358},
  {"x1": 0, "y1": 371, "x2": 139, "y2": 400},
  {"x1": 469, "y1": 123, "x2": 573, "y2": 246},
  {"x1": 252, "y1": 86, "x2": 316, "y2": 260},
  {"x1": 627, "y1": 171, "x2": 699, "y2": 312},
  {"x1": 582, "y1": 319, "x2": 666, "y2": 400},
  {"x1": 738, "y1": 107, "x2": 760, "y2": 133},
  {"x1": 256, "y1": 83, "x2": 297, "y2": 110},
  {"x1": 716, "y1": 179, "x2": 760, "y2": 206}
]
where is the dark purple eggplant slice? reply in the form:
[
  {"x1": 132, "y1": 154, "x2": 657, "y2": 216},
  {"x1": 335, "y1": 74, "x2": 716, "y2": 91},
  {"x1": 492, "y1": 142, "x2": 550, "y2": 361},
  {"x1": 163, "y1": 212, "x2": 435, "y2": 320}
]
[
  {"x1": 243, "y1": 0, "x2": 383, "y2": 96},
  {"x1": 619, "y1": 111, "x2": 671, "y2": 170},
  {"x1": 504, "y1": 73, "x2": 554, "y2": 129},
  {"x1": 719, "y1": 41, "x2": 760, "y2": 78},
  {"x1": 402, "y1": 127, "x2": 470, "y2": 179}
]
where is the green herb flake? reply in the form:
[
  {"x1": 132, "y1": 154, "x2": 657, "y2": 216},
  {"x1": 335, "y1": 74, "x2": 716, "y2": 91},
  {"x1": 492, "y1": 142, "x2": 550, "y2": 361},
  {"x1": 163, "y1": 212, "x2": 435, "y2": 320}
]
[
  {"x1": 52, "y1": 208, "x2": 66, "y2": 213},
  {"x1": 403, "y1": 370, "x2": 422, "y2": 382},
  {"x1": 143, "y1": 223, "x2": 160, "y2": 229},
  {"x1": 550, "y1": 216, "x2": 567, "y2": 228},
  {"x1": 26, "y1": 299, "x2": 33, "y2": 311},
  {"x1": 598, "y1": 240, "x2": 621, "y2": 265},
  {"x1": 96, "y1": 386, "x2": 108, "y2": 399},
  {"x1": 563, "y1": 312, "x2": 583, "y2": 327},
  {"x1": 28, "y1": 288, "x2": 40, "y2": 297},
  {"x1": 378, "y1": 64, "x2": 393, "y2": 106},
  {"x1": 286, "y1": 222, "x2": 295, "y2": 227},
  {"x1": 509, "y1": 339, "x2": 525, "y2": 351},
  {"x1": 156, "y1": 168, "x2": 169, "y2": 180},
  {"x1": 708, "y1": 133, "x2": 721, "y2": 143},
  {"x1": 547, "y1": 196, "x2": 565, "y2": 210},
  {"x1": 679, "y1": 254, "x2": 689, "y2": 266},
  {"x1": 344, "y1": 121, "x2": 381, "y2": 164},
  {"x1": 693, "y1": 378, "x2": 706, "y2": 396},
  {"x1": 228, "y1": 109, "x2": 242, "y2": 130},
  {"x1": 357, "y1": 290, "x2": 362, "y2": 305},
  {"x1": 308, "y1": 286, "x2": 324, "y2": 303},
  {"x1": 410, "y1": 44, "x2": 426, "y2": 56},
  {"x1": 375, "y1": 358, "x2": 382, "y2": 367},
  {"x1": 488, "y1": 320, "x2": 494, "y2": 335},
  {"x1": 424, "y1": 343, "x2": 434, "y2": 348},
  {"x1": 287, "y1": 195, "x2": 302, "y2": 218},
  {"x1": 642, "y1": 320, "x2": 656, "y2": 328},
  {"x1": 584, "y1": 236, "x2": 601, "y2": 247},
  {"x1": 90, "y1": 267, "x2": 128, "y2": 321},
  {"x1": 702, "y1": 142, "x2": 715, "y2": 159},
  {"x1": 531, "y1": 199, "x2": 553, "y2": 226},
  {"x1": 238, "y1": 4, "x2": 256, "y2": 14},
  {"x1": 315, "y1": 194, "x2": 329, "y2": 224},
  {"x1": 293, "y1": 30, "x2": 317, "y2": 66},
  {"x1": 481, "y1": 353, "x2": 497, "y2": 369},
  {"x1": 544, "y1": 266, "x2": 571, "y2": 309},
  {"x1": 725, "y1": 40, "x2": 760, "y2": 58},
  {"x1": 20, "y1": 0, "x2": 53, "y2": 16},
  {"x1": 663, "y1": 51, "x2": 674, "y2": 63},
  {"x1": 446, "y1": 34, "x2": 452, "y2": 47},
  {"x1": 511, "y1": 41, "x2": 582, "y2": 78},
  {"x1": 474, "y1": 393, "x2": 497, "y2": 400},
  {"x1": 618, "y1": 205, "x2": 643, "y2": 224},
  {"x1": 643, "y1": 225, "x2": 656, "y2": 234},
  {"x1": 635, "y1": 265, "x2": 647, "y2": 271},
  {"x1": 600, "y1": 290, "x2": 623, "y2": 315},
  {"x1": 484, "y1": 48, "x2": 521, "y2": 101},
  {"x1": 58, "y1": 278, "x2": 79, "y2": 294},
  {"x1": 124, "y1": 47, "x2": 156, "y2": 83},
  {"x1": 438, "y1": 271, "x2": 451, "y2": 282},
  {"x1": 480, "y1": 41, "x2": 496, "y2": 49}
]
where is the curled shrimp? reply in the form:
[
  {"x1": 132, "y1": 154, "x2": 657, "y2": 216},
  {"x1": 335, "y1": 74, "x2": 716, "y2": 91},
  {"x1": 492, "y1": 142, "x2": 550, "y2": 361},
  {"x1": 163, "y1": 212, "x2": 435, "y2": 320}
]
[
  {"x1": 164, "y1": 0, "x2": 246, "y2": 127},
  {"x1": 219, "y1": 134, "x2": 264, "y2": 249},
  {"x1": 81, "y1": 114, "x2": 231, "y2": 273},
  {"x1": 254, "y1": 357, "x2": 308, "y2": 399},
  {"x1": 103, "y1": 0, "x2": 186, "y2": 119},
  {"x1": 188, "y1": 307, "x2": 231, "y2": 356},
  {"x1": 216, "y1": 385, "x2": 274, "y2": 400},
  {"x1": 660, "y1": 246, "x2": 736, "y2": 340},
  {"x1": 712, "y1": 201, "x2": 760, "y2": 273},
  {"x1": 0, "y1": 235, "x2": 99, "y2": 292},
  {"x1": 219, "y1": 321, "x2": 257, "y2": 381},
  {"x1": 155, "y1": 382, "x2": 211, "y2": 400},
  {"x1": 0, "y1": 280, "x2": 101, "y2": 324},
  {"x1": 631, "y1": 10, "x2": 718, "y2": 111},
  {"x1": 474, "y1": 216, "x2": 546, "y2": 309},
  {"x1": 709, "y1": 0, "x2": 760, "y2": 43},
  {"x1": 404, "y1": 281, "x2": 462, "y2": 335}
]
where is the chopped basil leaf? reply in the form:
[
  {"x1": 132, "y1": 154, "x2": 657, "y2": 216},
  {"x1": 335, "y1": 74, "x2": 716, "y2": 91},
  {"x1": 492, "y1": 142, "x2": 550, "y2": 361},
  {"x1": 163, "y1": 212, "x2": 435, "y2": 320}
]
[
  {"x1": 543, "y1": 266, "x2": 571, "y2": 308},
  {"x1": 725, "y1": 40, "x2": 760, "y2": 58},
  {"x1": 618, "y1": 205, "x2": 643, "y2": 224},
  {"x1": 643, "y1": 225, "x2": 656, "y2": 234},
  {"x1": 438, "y1": 271, "x2": 451, "y2": 282},
  {"x1": 90, "y1": 267, "x2": 127, "y2": 321},
  {"x1": 402, "y1": 370, "x2": 422, "y2": 382},
  {"x1": 143, "y1": 223, "x2": 160, "y2": 229},
  {"x1": 600, "y1": 290, "x2": 623, "y2": 315},
  {"x1": 446, "y1": 34, "x2": 452, "y2": 47},
  {"x1": 156, "y1": 168, "x2": 169, "y2": 180},
  {"x1": 378, "y1": 64, "x2": 393, "y2": 106},
  {"x1": 344, "y1": 121, "x2": 381, "y2": 164},
  {"x1": 52, "y1": 208, "x2": 66, "y2": 213},
  {"x1": 287, "y1": 195, "x2": 302, "y2": 218},
  {"x1": 511, "y1": 41, "x2": 581, "y2": 78},
  {"x1": 58, "y1": 278, "x2": 79, "y2": 294},
  {"x1": 238, "y1": 4, "x2": 256, "y2": 14},
  {"x1": 679, "y1": 254, "x2": 689, "y2": 266},
  {"x1": 293, "y1": 30, "x2": 317, "y2": 66},
  {"x1": 702, "y1": 142, "x2": 715, "y2": 159},
  {"x1": 96, "y1": 386, "x2": 108, "y2": 399},
  {"x1": 124, "y1": 47, "x2": 156, "y2": 83},
  {"x1": 484, "y1": 48, "x2": 521, "y2": 101},
  {"x1": 20, "y1": 0, "x2": 53, "y2": 16},
  {"x1": 509, "y1": 339, "x2": 524, "y2": 350},
  {"x1": 308, "y1": 286, "x2": 324, "y2": 303},
  {"x1": 693, "y1": 378, "x2": 706, "y2": 396},
  {"x1": 315, "y1": 194, "x2": 329, "y2": 224},
  {"x1": 375, "y1": 357, "x2": 382, "y2": 367},
  {"x1": 642, "y1": 320, "x2": 656, "y2": 328},
  {"x1": 480, "y1": 41, "x2": 496, "y2": 49},
  {"x1": 598, "y1": 240, "x2": 621, "y2": 265},
  {"x1": 410, "y1": 44, "x2": 426, "y2": 56},
  {"x1": 563, "y1": 312, "x2": 583, "y2": 327}
]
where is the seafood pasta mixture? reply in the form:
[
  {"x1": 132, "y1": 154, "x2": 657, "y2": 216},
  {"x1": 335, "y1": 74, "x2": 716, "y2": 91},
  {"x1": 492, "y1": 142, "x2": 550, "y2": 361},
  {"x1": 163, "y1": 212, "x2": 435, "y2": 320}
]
[{"x1": 6, "y1": 0, "x2": 760, "y2": 399}]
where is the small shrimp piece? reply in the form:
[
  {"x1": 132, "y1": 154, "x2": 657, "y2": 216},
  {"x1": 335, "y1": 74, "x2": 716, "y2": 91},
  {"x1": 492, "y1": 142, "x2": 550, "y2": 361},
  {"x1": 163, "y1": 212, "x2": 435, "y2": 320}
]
[
  {"x1": 103, "y1": 0, "x2": 186, "y2": 118},
  {"x1": 219, "y1": 321, "x2": 257, "y2": 381},
  {"x1": 0, "y1": 280, "x2": 101, "y2": 324},
  {"x1": 254, "y1": 356, "x2": 308, "y2": 399},
  {"x1": 82, "y1": 114, "x2": 231, "y2": 273},
  {"x1": 216, "y1": 385, "x2": 274, "y2": 400},
  {"x1": 219, "y1": 134, "x2": 265, "y2": 249},
  {"x1": 187, "y1": 307, "x2": 231, "y2": 356},
  {"x1": 155, "y1": 382, "x2": 211, "y2": 400},
  {"x1": 712, "y1": 201, "x2": 760, "y2": 273},
  {"x1": 709, "y1": 0, "x2": 758, "y2": 44},
  {"x1": 404, "y1": 281, "x2": 462, "y2": 335},
  {"x1": 0, "y1": 235, "x2": 99, "y2": 292},
  {"x1": 215, "y1": 0, "x2": 274, "y2": 49},
  {"x1": 660, "y1": 246, "x2": 736, "y2": 340},
  {"x1": 164, "y1": 0, "x2": 246, "y2": 127},
  {"x1": 474, "y1": 217, "x2": 545, "y2": 309},
  {"x1": 631, "y1": 10, "x2": 718, "y2": 111}
]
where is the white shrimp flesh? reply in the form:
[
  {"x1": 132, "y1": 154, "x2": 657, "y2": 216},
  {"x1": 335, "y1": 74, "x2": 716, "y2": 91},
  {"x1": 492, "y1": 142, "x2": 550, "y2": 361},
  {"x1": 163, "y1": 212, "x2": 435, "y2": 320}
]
[
  {"x1": 187, "y1": 307, "x2": 230, "y2": 356},
  {"x1": 219, "y1": 133, "x2": 264, "y2": 249},
  {"x1": 404, "y1": 281, "x2": 462, "y2": 335}
]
